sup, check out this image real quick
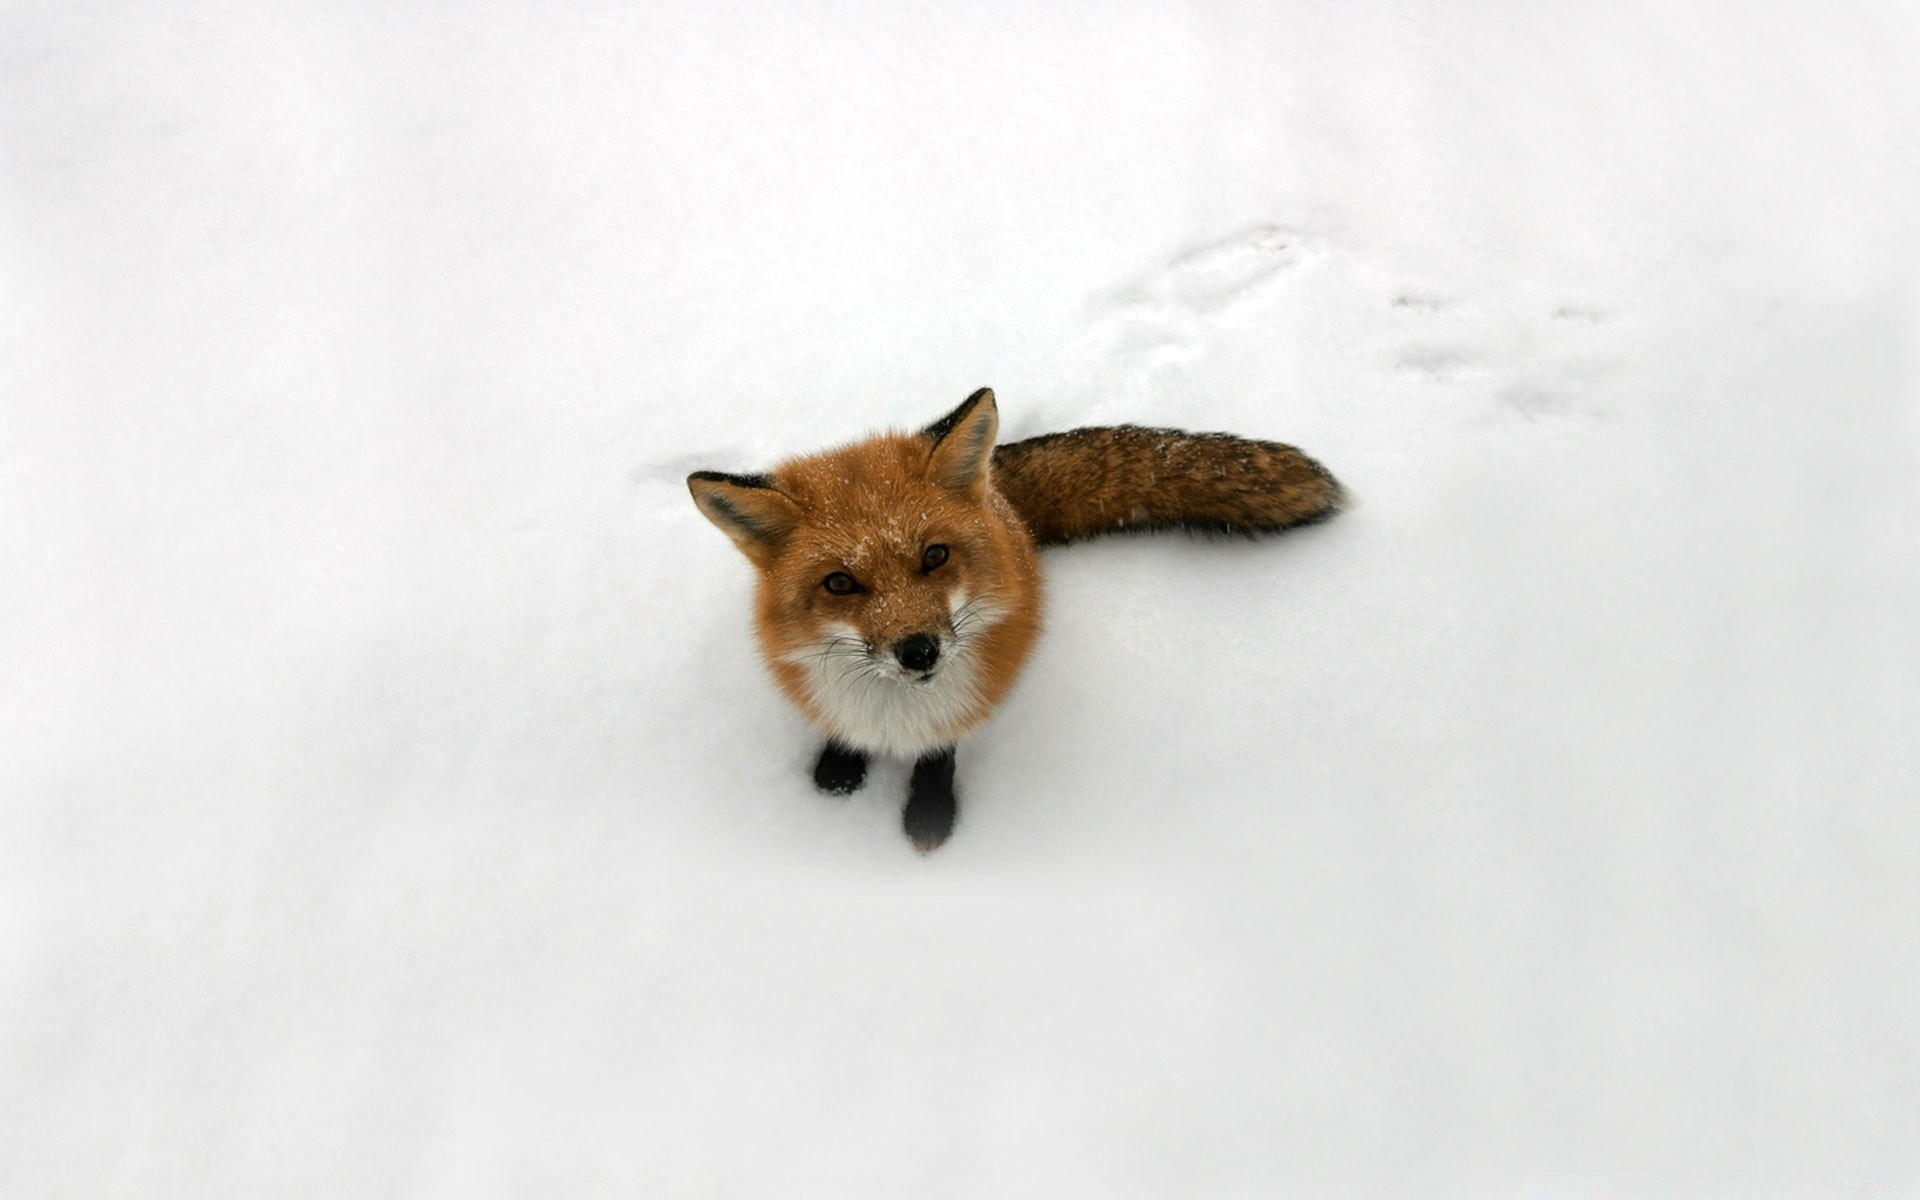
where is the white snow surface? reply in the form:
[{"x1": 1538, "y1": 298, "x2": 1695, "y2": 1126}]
[{"x1": 5, "y1": 2, "x2": 1919, "y2": 1195}]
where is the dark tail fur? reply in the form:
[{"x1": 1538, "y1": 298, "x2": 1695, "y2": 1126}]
[{"x1": 990, "y1": 425, "x2": 1344, "y2": 547}]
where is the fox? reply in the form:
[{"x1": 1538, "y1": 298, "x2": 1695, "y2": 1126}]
[{"x1": 687, "y1": 388, "x2": 1342, "y2": 852}]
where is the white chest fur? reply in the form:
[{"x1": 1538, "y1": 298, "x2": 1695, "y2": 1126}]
[{"x1": 783, "y1": 595, "x2": 1008, "y2": 759}]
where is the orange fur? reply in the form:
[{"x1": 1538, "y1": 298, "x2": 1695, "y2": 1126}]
[{"x1": 688, "y1": 388, "x2": 1341, "y2": 762}]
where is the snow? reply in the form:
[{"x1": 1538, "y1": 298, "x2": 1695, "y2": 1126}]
[{"x1": 4, "y1": 1, "x2": 1918, "y2": 1194}]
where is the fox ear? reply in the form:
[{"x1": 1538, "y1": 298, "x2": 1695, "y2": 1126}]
[
  {"x1": 923, "y1": 387, "x2": 998, "y2": 494},
  {"x1": 687, "y1": 471, "x2": 799, "y2": 560}
]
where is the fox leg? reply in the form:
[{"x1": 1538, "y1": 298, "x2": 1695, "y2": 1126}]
[
  {"x1": 813, "y1": 740, "x2": 868, "y2": 795},
  {"x1": 904, "y1": 746, "x2": 958, "y2": 853}
]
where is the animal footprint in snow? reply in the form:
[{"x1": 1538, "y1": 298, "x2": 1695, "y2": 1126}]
[
  {"x1": 1159, "y1": 225, "x2": 1309, "y2": 315},
  {"x1": 1080, "y1": 223, "x2": 1315, "y2": 392},
  {"x1": 1548, "y1": 303, "x2": 1615, "y2": 326},
  {"x1": 1390, "y1": 291, "x2": 1451, "y2": 313},
  {"x1": 1497, "y1": 383, "x2": 1586, "y2": 421},
  {"x1": 1477, "y1": 301, "x2": 1623, "y2": 424},
  {"x1": 1099, "y1": 224, "x2": 1312, "y2": 319},
  {"x1": 1390, "y1": 344, "x2": 1488, "y2": 382},
  {"x1": 1383, "y1": 288, "x2": 1491, "y2": 382}
]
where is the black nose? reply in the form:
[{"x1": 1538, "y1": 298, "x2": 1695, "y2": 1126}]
[{"x1": 894, "y1": 634, "x2": 940, "y2": 673}]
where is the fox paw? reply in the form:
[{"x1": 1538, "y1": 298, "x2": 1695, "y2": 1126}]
[
  {"x1": 812, "y1": 742, "x2": 867, "y2": 795},
  {"x1": 904, "y1": 748, "x2": 958, "y2": 853},
  {"x1": 903, "y1": 791, "x2": 956, "y2": 853}
]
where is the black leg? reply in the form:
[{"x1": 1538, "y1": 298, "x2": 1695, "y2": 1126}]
[
  {"x1": 903, "y1": 746, "x2": 958, "y2": 853},
  {"x1": 813, "y1": 740, "x2": 868, "y2": 795}
]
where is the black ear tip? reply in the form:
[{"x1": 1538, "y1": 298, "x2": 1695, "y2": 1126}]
[
  {"x1": 688, "y1": 470, "x2": 775, "y2": 489},
  {"x1": 924, "y1": 388, "x2": 998, "y2": 442}
]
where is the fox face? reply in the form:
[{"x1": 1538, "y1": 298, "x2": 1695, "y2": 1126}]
[{"x1": 689, "y1": 390, "x2": 1042, "y2": 759}]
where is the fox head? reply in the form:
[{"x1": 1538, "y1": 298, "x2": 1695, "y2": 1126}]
[{"x1": 688, "y1": 388, "x2": 1043, "y2": 759}]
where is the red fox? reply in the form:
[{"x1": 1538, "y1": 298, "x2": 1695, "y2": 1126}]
[{"x1": 688, "y1": 388, "x2": 1342, "y2": 851}]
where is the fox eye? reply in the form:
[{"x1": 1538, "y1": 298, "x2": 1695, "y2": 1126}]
[
  {"x1": 822, "y1": 571, "x2": 859, "y2": 595},
  {"x1": 921, "y1": 544, "x2": 950, "y2": 572}
]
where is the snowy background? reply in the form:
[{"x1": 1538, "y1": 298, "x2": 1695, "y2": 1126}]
[{"x1": 4, "y1": 1, "x2": 1918, "y2": 1195}]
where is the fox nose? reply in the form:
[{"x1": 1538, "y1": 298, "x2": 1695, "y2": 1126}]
[{"x1": 894, "y1": 634, "x2": 940, "y2": 673}]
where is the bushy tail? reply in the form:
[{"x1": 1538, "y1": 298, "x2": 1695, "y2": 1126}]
[{"x1": 990, "y1": 425, "x2": 1344, "y2": 547}]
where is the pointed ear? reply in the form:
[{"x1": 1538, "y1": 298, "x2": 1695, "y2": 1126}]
[
  {"x1": 923, "y1": 387, "x2": 998, "y2": 494},
  {"x1": 687, "y1": 471, "x2": 799, "y2": 561}
]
